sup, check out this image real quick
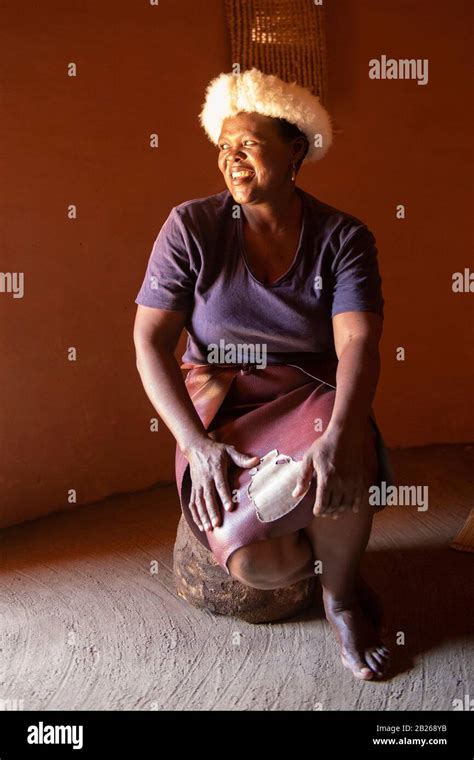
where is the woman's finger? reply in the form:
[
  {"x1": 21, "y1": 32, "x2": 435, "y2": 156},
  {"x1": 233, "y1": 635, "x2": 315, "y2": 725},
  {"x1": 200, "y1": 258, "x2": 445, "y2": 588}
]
[
  {"x1": 203, "y1": 483, "x2": 221, "y2": 529},
  {"x1": 326, "y1": 484, "x2": 344, "y2": 518},
  {"x1": 351, "y1": 485, "x2": 364, "y2": 514},
  {"x1": 213, "y1": 473, "x2": 234, "y2": 512},
  {"x1": 313, "y1": 471, "x2": 331, "y2": 515},
  {"x1": 335, "y1": 484, "x2": 355, "y2": 515},
  {"x1": 188, "y1": 487, "x2": 203, "y2": 531},
  {"x1": 195, "y1": 489, "x2": 211, "y2": 531},
  {"x1": 292, "y1": 457, "x2": 313, "y2": 499},
  {"x1": 226, "y1": 445, "x2": 260, "y2": 468}
]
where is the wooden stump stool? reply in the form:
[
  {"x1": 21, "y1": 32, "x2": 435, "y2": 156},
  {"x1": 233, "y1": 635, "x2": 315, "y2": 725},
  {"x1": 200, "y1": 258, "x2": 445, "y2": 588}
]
[{"x1": 173, "y1": 515, "x2": 319, "y2": 624}]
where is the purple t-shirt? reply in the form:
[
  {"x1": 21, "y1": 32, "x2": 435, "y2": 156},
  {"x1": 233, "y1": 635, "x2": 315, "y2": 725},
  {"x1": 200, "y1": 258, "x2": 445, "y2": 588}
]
[{"x1": 135, "y1": 187, "x2": 384, "y2": 367}]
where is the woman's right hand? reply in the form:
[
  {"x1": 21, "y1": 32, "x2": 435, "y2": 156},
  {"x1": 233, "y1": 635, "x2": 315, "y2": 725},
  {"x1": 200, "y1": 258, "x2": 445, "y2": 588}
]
[{"x1": 185, "y1": 438, "x2": 260, "y2": 532}]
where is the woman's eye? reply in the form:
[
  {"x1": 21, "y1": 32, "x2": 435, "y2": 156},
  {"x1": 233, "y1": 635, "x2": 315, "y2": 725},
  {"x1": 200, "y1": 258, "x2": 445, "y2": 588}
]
[{"x1": 219, "y1": 141, "x2": 256, "y2": 150}]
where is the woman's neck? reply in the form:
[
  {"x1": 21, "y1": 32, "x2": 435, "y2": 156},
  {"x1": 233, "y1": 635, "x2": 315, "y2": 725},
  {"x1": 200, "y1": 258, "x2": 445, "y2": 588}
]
[{"x1": 241, "y1": 186, "x2": 302, "y2": 236}]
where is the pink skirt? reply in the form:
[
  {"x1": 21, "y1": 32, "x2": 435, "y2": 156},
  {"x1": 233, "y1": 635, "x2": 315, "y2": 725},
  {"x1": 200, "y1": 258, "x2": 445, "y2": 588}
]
[{"x1": 175, "y1": 359, "x2": 391, "y2": 575}]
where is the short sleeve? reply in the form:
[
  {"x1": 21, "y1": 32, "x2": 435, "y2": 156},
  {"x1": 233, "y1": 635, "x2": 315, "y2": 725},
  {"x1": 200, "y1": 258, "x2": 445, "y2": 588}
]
[
  {"x1": 331, "y1": 224, "x2": 384, "y2": 318},
  {"x1": 135, "y1": 207, "x2": 195, "y2": 311}
]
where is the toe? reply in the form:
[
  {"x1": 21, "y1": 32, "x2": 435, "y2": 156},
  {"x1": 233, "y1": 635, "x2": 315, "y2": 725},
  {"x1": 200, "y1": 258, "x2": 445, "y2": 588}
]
[
  {"x1": 375, "y1": 648, "x2": 391, "y2": 673},
  {"x1": 372, "y1": 647, "x2": 386, "y2": 662},
  {"x1": 370, "y1": 650, "x2": 387, "y2": 670},
  {"x1": 355, "y1": 664, "x2": 374, "y2": 680},
  {"x1": 342, "y1": 653, "x2": 374, "y2": 680},
  {"x1": 365, "y1": 651, "x2": 384, "y2": 677},
  {"x1": 367, "y1": 646, "x2": 391, "y2": 677}
]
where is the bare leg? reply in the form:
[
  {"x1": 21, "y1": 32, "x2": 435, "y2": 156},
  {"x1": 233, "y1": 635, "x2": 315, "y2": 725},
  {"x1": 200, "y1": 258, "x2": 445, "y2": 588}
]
[
  {"x1": 284, "y1": 530, "x2": 316, "y2": 585},
  {"x1": 228, "y1": 530, "x2": 315, "y2": 590},
  {"x1": 303, "y1": 497, "x2": 390, "y2": 680}
]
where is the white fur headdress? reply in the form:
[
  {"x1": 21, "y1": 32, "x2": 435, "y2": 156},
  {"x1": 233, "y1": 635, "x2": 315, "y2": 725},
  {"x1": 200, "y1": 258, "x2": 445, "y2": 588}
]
[{"x1": 199, "y1": 68, "x2": 333, "y2": 163}]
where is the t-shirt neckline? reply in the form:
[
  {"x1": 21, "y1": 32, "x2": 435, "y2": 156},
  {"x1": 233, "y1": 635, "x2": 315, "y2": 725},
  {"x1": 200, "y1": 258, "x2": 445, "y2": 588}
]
[{"x1": 236, "y1": 186, "x2": 307, "y2": 289}]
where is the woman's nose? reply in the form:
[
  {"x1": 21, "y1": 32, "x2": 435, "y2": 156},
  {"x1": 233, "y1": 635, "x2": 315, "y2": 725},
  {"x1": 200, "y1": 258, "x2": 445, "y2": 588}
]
[{"x1": 226, "y1": 150, "x2": 246, "y2": 163}]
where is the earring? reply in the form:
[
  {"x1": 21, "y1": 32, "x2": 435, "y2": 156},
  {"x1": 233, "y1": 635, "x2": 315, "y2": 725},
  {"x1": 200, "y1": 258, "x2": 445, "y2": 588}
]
[{"x1": 291, "y1": 163, "x2": 297, "y2": 182}]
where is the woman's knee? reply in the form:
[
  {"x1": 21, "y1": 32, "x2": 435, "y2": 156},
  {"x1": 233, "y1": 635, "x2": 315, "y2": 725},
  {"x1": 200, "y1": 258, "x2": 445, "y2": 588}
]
[{"x1": 227, "y1": 534, "x2": 306, "y2": 590}]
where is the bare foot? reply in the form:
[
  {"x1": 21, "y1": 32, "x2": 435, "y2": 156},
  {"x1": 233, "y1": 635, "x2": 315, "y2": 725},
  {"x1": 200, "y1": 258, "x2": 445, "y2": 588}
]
[
  {"x1": 323, "y1": 590, "x2": 391, "y2": 680},
  {"x1": 356, "y1": 576, "x2": 386, "y2": 634}
]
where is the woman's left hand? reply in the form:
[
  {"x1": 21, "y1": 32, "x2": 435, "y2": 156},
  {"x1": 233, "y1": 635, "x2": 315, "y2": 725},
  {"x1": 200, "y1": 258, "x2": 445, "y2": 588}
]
[{"x1": 292, "y1": 429, "x2": 366, "y2": 518}]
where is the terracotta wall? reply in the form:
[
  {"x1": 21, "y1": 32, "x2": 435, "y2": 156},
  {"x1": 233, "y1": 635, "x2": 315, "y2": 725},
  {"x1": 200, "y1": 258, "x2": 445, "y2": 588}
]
[{"x1": 1, "y1": 0, "x2": 472, "y2": 530}]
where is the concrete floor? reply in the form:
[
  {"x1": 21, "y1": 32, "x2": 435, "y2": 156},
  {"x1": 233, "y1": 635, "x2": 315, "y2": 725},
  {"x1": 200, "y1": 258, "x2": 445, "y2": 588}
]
[{"x1": 0, "y1": 444, "x2": 473, "y2": 711}]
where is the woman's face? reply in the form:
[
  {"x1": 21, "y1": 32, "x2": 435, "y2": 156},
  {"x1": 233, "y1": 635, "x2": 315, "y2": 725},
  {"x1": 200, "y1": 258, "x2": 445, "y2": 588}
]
[{"x1": 217, "y1": 112, "x2": 306, "y2": 204}]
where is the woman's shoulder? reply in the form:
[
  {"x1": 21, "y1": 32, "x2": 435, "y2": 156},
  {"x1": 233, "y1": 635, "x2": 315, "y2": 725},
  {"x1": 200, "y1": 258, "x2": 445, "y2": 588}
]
[
  {"x1": 300, "y1": 189, "x2": 374, "y2": 244},
  {"x1": 171, "y1": 190, "x2": 233, "y2": 233}
]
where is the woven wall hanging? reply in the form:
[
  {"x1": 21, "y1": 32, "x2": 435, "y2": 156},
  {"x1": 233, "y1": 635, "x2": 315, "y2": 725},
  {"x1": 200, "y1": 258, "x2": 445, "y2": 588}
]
[{"x1": 224, "y1": 0, "x2": 328, "y2": 103}]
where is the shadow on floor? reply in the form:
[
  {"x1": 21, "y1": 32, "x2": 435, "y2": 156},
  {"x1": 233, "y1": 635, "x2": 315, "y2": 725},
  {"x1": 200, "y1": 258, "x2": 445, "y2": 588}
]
[{"x1": 286, "y1": 541, "x2": 473, "y2": 680}]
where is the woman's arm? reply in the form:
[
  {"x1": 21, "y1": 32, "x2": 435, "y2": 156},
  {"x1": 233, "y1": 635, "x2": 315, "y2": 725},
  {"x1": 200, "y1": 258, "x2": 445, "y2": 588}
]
[
  {"x1": 292, "y1": 311, "x2": 383, "y2": 516},
  {"x1": 133, "y1": 304, "x2": 209, "y2": 453},
  {"x1": 327, "y1": 311, "x2": 383, "y2": 440},
  {"x1": 133, "y1": 305, "x2": 259, "y2": 531}
]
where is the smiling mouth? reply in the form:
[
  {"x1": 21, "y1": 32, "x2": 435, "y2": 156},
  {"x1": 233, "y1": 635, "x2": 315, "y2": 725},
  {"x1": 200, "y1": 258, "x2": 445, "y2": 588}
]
[{"x1": 229, "y1": 169, "x2": 255, "y2": 184}]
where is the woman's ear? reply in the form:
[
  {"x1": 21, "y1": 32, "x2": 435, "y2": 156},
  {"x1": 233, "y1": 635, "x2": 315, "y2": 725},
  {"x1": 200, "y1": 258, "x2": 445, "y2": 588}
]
[{"x1": 292, "y1": 135, "x2": 309, "y2": 172}]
